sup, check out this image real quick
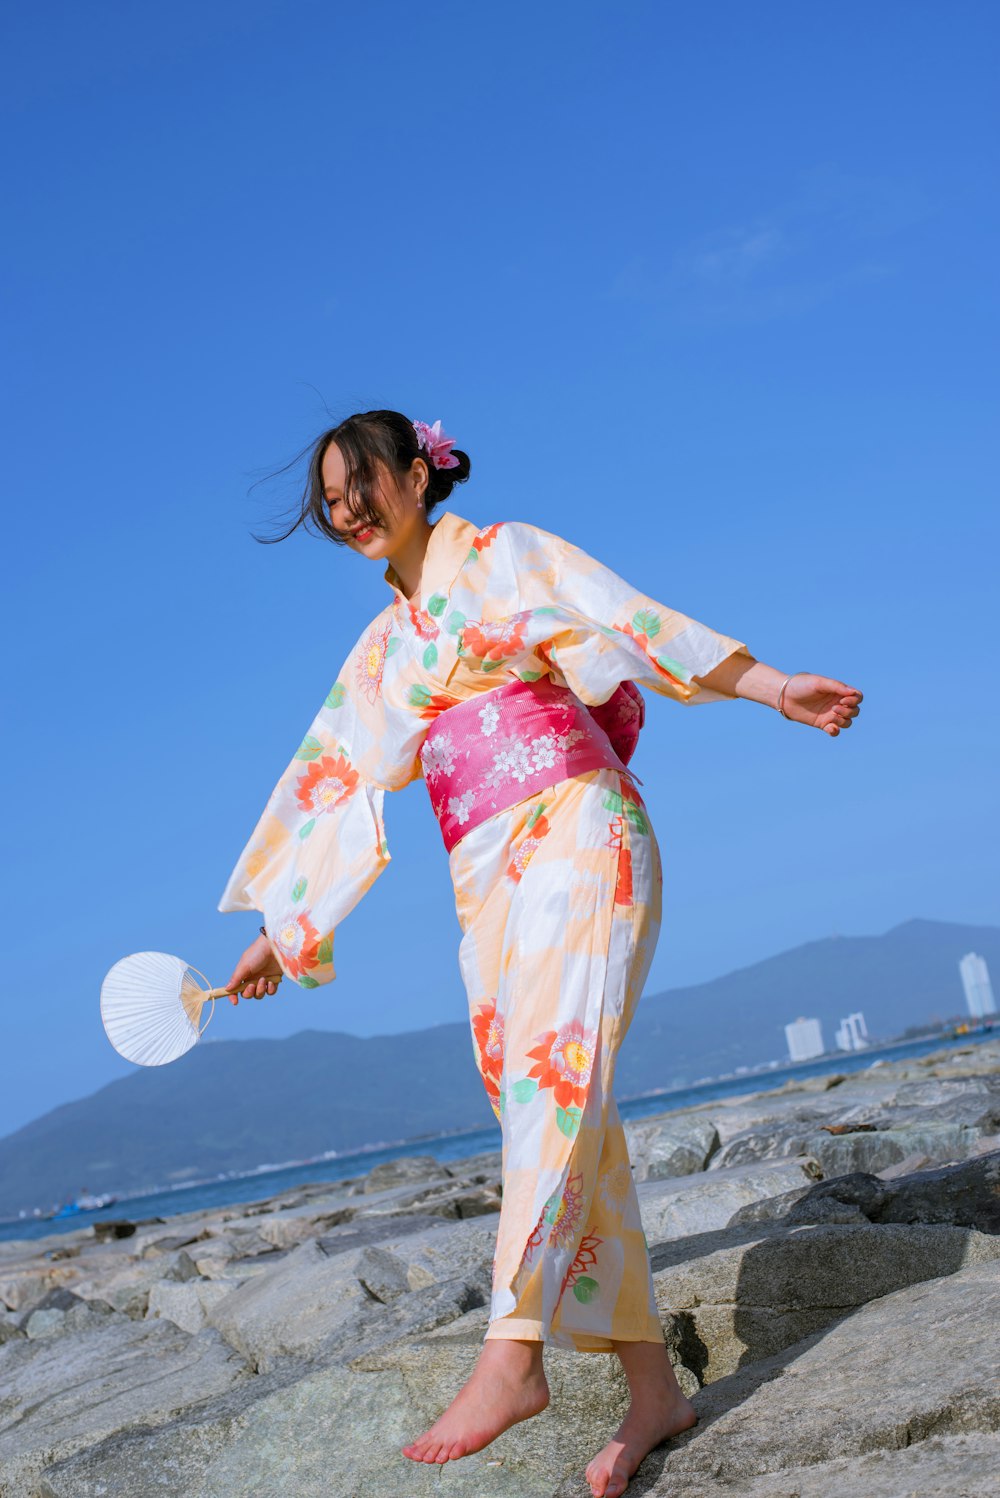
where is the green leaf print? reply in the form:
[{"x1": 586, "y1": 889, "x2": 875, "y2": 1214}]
[
  {"x1": 656, "y1": 653, "x2": 689, "y2": 680},
  {"x1": 633, "y1": 608, "x2": 661, "y2": 639},
  {"x1": 294, "y1": 735, "x2": 324, "y2": 761},
  {"x1": 510, "y1": 1078, "x2": 538, "y2": 1104},
  {"x1": 445, "y1": 610, "x2": 466, "y2": 635},
  {"x1": 603, "y1": 790, "x2": 625, "y2": 815},
  {"x1": 428, "y1": 593, "x2": 447, "y2": 616},
  {"x1": 624, "y1": 803, "x2": 650, "y2": 835},
  {"x1": 291, "y1": 877, "x2": 307, "y2": 903},
  {"x1": 408, "y1": 684, "x2": 432, "y2": 708},
  {"x1": 423, "y1": 642, "x2": 438, "y2": 670},
  {"x1": 385, "y1": 636, "x2": 402, "y2": 658},
  {"x1": 482, "y1": 658, "x2": 505, "y2": 673},
  {"x1": 556, "y1": 1106, "x2": 583, "y2": 1139},
  {"x1": 467, "y1": 546, "x2": 480, "y2": 563},
  {"x1": 572, "y1": 1275, "x2": 599, "y2": 1304},
  {"x1": 324, "y1": 682, "x2": 347, "y2": 709},
  {"x1": 298, "y1": 975, "x2": 320, "y2": 989},
  {"x1": 533, "y1": 606, "x2": 559, "y2": 616},
  {"x1": 526, "y1": 802, "x2": 548, "y2": 830},
  {"x1": 499, "y1": 1089, "x2": 507, "y2": 1114},
  {"x1": 298, "y1": 818, "x2": 316, "y2": 840},
  {"x1": 519, "y1": 670, "x2": 543, "y2": 682},
  {"x1": 316, "y1": 935, "x2": 333, "y2": 966}
]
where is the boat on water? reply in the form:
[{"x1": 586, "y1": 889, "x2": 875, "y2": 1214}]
[{"x1": 46, "y1": 1192, "x2": 117, "y2": 1219}]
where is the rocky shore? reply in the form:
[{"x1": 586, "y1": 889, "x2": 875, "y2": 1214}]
[{"x1": 1, "y1": 1039, "x2": 998, "y2": 1497}]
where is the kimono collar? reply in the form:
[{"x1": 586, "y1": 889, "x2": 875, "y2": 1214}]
[{"x1": 382, "y1": 510, "x2": 481, "y2": 606}]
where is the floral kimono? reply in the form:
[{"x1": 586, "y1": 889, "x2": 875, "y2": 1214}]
[{"x1": 220, "y1": 511, "x2": 750, "y2": 1350}]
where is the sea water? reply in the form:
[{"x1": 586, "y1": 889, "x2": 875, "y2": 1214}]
[{"x1": 1, "y1": 1027, "x2": 994, "y2": 1245}]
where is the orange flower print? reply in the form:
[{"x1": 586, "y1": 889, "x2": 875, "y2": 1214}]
[
  {"x1": 612, "y1": 619, "x2": 685, "y2": 687},
  {"x1": 526, "y1": 1020, "x2": 596, "y2": 1110},
  {"x1": 406, "y1": 684, "x2": 461, "y2": 721},
  {"x1": 461, "y1": 617, "x2": 527, "y2": 666},
  {"x1": 605, "y1": 814, "x2": 634, "y2": 907},
  {"x1": 294, "y1": 754, "x2": 359, "y2": 816},
  {"x1": 355, "y1": 619, "x2": 394, "y2": 704},
  {"x1": 471, "y1": 521, "x2": 504, "y2": 554},
  {"x1": 405, "y1": 598, "x2": 439, "y2": 641},
  {"x1": 506, "y1": 812, "x2": 551, "y2": 882},
  {"x1": 472, "y1": 998, "x2": 505, "y2": 1112},
  {"x1": 272, "y1": 908, "x2": 321, "y2": 979},
  {"x1": 545, "y1": 1172, "x2": 586, "y2": 1250}
]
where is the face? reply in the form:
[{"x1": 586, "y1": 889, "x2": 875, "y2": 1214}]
[{"x1": 321, "y1": 441, "x2": 428, "y2": 560}]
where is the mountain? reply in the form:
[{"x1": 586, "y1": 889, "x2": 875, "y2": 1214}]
[{"x1": 0, "y1": 918, "x2": 995, "y2": 1218}]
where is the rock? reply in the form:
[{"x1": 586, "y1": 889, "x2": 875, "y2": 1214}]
[
  {"x1": 92, "y1": 1220, "x2": 137, "y2": 1242},
  {"x1": 355, "y1": 1245, "x2": 411, "y2": 1304},
  {"x1": 147, "y1": 1278, "x2": 243, "y2": 1335},
  {"x1": 650, "y1": 1220, "x2": 1000, "y2": 1386},
  {"x1": 375, "y1": 1217, "x2": 500, "y2": 1292},
  {"x1": 784, "y1": 1149, "x2": 1000, "y2": 1234},
  {"x1": 137, "y1": 1232, "x2": 204, "y2": 1260},
  {"x1": 625, "y1": 1115, "x2": 720, "y2": 1181},
  {"x1": 627, "y1": 1258, "x2": 1000, "y2": 1494},
  {"x1": 362, "y1": 1155, "x2": 450, "y2": 1193},
  {"x1": 0, "y1": 1317, "x2": 248, "y2": 1494},
  {"x1": 205, "y1": 1237, "x2": 377, "y2": 1371},
  {"x1": 638, "y1": 1157, "x2": 822, "y2": 1244}
]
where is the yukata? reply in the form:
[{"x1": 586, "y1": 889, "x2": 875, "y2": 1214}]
[{"x1": 219, "y1": 511, "x2": 750, "y2": 1351}]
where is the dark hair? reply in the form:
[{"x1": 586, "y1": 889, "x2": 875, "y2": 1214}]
[{"x1": 260, "y1": 408, "x2": 471, "y2": 545}]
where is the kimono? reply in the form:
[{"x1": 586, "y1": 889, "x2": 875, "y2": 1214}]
[{"x1": 220, "y1": 510, "x2": 750, "y2": 1351}]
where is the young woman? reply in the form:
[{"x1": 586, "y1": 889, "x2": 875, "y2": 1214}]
[{"x1": 221, "y1": 409, "x2": 862, "y2": 1498}]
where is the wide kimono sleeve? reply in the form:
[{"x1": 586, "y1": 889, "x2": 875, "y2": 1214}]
[
  {"x1": 493, "y1": 520, "x2": 753, "y2": 707},
  {"x1": 218, "y1": 607, "x2": 418, "y2": 989}
]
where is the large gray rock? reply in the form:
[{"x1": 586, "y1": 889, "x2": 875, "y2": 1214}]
[
  {"x1": 625, "y1": 1115, "x2": 720, "y2": 1181},
  {"x1": 637, "y1": 1157, "x2": 822, "y2": 1244},
  {"x1": 625, "y1": 1258, "x2": 1000, "y2": 1495},
  {"x1": 147, "y1": 1277, "x2": 244, "y2": 1335},
  {"x1": 0, "y1": 1317, "x2": 248, "y2": 1494},
  {"x1": 651, "y1": 1220, "x2": 1000, "y2": 1385},
  {"x1": 363, "y1": 1154, "x2": 450, "y2": 1193}
]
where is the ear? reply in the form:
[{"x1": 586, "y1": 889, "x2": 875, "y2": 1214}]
[{"x1": 410, "y1": 455, "x2": 430, "y2": 500}]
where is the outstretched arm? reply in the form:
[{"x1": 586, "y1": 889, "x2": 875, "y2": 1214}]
[{"x1": 696, "y1": 655, "x2": 863, "y2": 737}]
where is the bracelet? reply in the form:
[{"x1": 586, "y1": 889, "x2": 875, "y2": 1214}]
[{"x1": 777, "y1": 673, "x2": 800, "y2": 719}]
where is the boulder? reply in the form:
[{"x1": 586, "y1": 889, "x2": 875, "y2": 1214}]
[
  {"x1": 637, "y1": 1157, "x2": 822, "y2": 1244},
  {"x1": 0, "y1": 1316, "x2": 248, "y2": 1495},
  {"x1": 650, "y1": 1219, "x2": 1000, "y2": 1386},
  {"x1": 362, "y1": 1155, "x2": 450, "y2": 1193},
  {"x1": 624, "y1": 1115, "x2": 720, "y2": 1181},
  {"x1": 147, "y1": 1277, "x2": 244, "y2": 1335}
]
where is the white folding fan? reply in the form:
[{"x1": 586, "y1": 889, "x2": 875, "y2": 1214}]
[{"x1": 100, "y1": 952, "x2": 279, "y2": 1066}]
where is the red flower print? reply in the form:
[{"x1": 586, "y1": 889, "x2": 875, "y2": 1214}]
[
  {"x1": 355, "y1": 619, "x2": 394, "y2": 704},
  {"x1": 612, "y1": 620, "x2": 685, "y2": 687},
  {"x1": 472, "y1": 521, "x2": 504, "y2": 554},
  {"x1": 560, "y1": 1229, "x2": 603, "y2": 1298},
  {"x1": 526, "y1": 1020, "x2": 597, "y2": 1110},
  {"x1": 472, "y1": 998, "x2": 505, "y2": 1110},
  {"x1": 505, "y1": 813, "x2": 551, "y2": 882},
  {"x1": 605, "y1": 814, "x2": 634, "y2": 907},
  {"x1": 294, "y1": 754, "x2": 359, "y2": 816},
  {"x1": 406, "y1": 598, "x2": 439, "y2": 641},
  {"x1": 461, "y1": 617, "x2": 527, "y2": 665},
  {"x1": 272, "y1": 908, "x2": 321, "y2": 979}
]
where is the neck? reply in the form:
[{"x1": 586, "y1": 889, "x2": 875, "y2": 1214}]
[{"x1": 388, "y1": 517, "x2": 436, "y2": 601}]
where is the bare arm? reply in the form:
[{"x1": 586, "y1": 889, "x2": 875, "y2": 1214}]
[{"x1": 695, "y1": 654, "x2": 863, "y2": 737}]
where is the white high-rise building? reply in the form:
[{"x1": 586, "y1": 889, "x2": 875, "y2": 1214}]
[
  {"x1": 785, "y1": 1016, "x2": 825, "y2": 1062},
  {"x1": 835, "y1": 1011, "x2": 869, "y2": 1051},
  {"x1": 959, "y1": 953, "x2": 997, "y2": 1018}
]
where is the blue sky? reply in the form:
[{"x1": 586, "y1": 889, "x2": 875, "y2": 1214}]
[{"x1": 3, "y1": 1, "x2": 997, "y2": 1139}]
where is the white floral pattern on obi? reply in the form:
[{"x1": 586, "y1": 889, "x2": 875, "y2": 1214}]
[
  {"x1": 484, "y1": 733, "x2": 534, "y2": 788},
  {"x1": 448, "y1": 790, "x2": 476, "y2": 825},
  {"x1": 478, "y1": 700, "x2": 501, "y2": 737},
  {"x1": 421, "y1": 731, "x2": 457, "y2": 782}
]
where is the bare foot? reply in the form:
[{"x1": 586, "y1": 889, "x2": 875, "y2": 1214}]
[
  {"x1": 585, "y1": 1391, "x2": 698, "y2": 1497},
  {"x1": 402, "y1": 1337, "x2": 550, "y2": 1466}
]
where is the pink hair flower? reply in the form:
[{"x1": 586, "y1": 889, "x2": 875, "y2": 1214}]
[{"x1": 413, "y1": 418, "x2": 460, "y2": 470}]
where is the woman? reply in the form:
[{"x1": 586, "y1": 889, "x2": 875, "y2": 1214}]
[{"x1": 220, "y1": 409, "x2": 862, "y2": 1498}]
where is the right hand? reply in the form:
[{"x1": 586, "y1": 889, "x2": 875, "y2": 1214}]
[{"x1": 225, "y1": 934, "x2": 284, "y2": 1003}]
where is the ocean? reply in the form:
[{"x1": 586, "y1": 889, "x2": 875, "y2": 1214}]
[{"x1": 1, "y1": 1026, "x2": 994, "y2": 1245}]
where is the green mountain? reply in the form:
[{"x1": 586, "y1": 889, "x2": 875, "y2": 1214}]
[{"x1": 0, "y1": 919, "x2": 995, "y2": 1218}]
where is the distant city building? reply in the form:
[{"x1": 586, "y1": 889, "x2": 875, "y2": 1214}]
[
  {"x1": 959, "y1": 953, "x2": 997, "y2": 1018},
  {"x1": 785, "y1": 1016, "x2": 824, "y2": 1062},
  {"x1": 835, "y1": 1011, "x2": 869, "y2": 1051}
]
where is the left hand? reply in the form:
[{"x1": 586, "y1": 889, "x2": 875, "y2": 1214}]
[{"x1": 781, "y1": 674, "x2": 863, "y2": 736}]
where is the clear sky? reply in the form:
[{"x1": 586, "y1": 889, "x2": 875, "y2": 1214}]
[{"x1": 2, "y1": 1, "x2": 997, "y2": 1139}]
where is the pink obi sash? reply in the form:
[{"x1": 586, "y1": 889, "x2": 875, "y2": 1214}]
[{"x1": 419, "y1": 676, "x2": 645, "y2": 854}]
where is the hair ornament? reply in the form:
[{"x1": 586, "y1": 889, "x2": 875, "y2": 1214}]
[{"x1": 413, "y1": 418, "x2": 460, "y2": 470}]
